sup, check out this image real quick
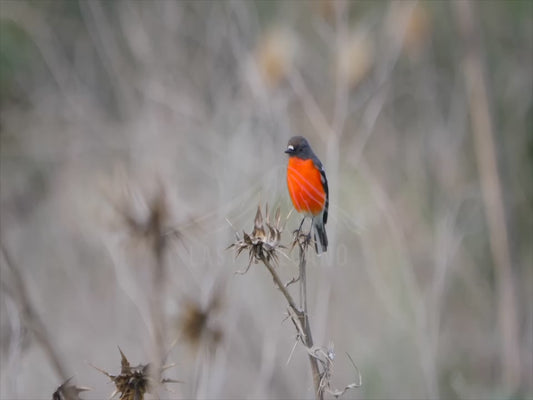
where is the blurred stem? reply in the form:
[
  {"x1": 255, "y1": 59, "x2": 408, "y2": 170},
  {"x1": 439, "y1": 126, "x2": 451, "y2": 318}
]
[
  {"x1": 149, "y1": 222, "x2": 168, "y2": 385},
  {"x1": 299, "y1": 243, "x2": 308, "y2": 321},
  {"x1": 260, "y1": 252, "x2": 323, "y2": 400},
  {"x1": 146, "y1": 189, "x2": 170, "y2": 387},
  {"x1": 0, "y1": 241, "x2": 68, "y2": 381},
  {"x1": 332, "y1": 0, "x2": 349, "y2": 139},
  {"x1": 452, "y1": 0, "x2": 521, "y2": 390}
]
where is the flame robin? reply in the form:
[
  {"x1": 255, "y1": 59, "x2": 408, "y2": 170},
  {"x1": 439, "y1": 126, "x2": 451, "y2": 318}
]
[{"x1": 285, "y1": 136, "x2": 328, "y2": 254}]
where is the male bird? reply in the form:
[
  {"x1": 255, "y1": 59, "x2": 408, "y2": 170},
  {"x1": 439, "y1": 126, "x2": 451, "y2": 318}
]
[{"x1": 285, "y1": 136, "x2": 328, "y2": 254}]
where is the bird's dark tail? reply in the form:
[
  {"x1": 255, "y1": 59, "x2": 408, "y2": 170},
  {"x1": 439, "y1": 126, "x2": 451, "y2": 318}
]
[{"x1": 313, "y1": 218, "x2": 328, "y2": 254}]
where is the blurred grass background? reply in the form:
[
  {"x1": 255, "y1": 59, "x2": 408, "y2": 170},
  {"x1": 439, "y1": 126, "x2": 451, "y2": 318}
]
[{"x1": 0, "y1": 0, "x2": 532, "y2": 399}]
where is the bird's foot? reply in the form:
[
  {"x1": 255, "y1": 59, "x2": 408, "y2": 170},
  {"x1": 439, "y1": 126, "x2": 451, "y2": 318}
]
[{"x1": 291, "y1": 229, "x2": 311, "y2": 251}]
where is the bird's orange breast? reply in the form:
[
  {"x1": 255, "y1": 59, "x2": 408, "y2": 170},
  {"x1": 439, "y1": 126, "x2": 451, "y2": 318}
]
[{"x1": 287, "y1": 157, "x2": 325, "y2": 216}]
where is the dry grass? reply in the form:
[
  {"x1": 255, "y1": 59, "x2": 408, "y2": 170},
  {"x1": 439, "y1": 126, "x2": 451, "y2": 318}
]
[{"x1": 1, "y1": 1, "x2": 532, "y2": 399}]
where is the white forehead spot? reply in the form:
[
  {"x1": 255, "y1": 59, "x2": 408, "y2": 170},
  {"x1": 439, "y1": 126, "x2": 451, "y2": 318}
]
[{"x1": 287, "y1": 145, "x2": 294, "y2": 151}]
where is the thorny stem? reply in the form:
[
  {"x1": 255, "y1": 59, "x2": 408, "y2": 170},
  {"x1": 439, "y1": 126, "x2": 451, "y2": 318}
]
[
  {"x1": 299, "y1": 244, "x2": 308, "y2": 326},
  {"x1": 260, "y1": 251, "x2": 323, "y2": 400},
  {"x1": 149, "y1": 243, "x2": 166, "y2": 385},
  {"x1": 144, "y1": 188, "x2": 172, "y2": 388},
  {"x1": 260, "y1": 255, "x2": 299, "y2": 315},
  {"x1": 149, "y1": 217, "x2": 169, "y2": 387},
  {"x1": 294, "y1": 218, "x2": 308, "y2": 313}
]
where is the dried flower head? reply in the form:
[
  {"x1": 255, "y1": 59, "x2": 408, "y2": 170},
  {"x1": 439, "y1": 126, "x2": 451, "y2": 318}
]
[
  {"x1": 386, "y1": 2, "x2": 432, "y2": 59},
  {"x1": 106, "y1": 176, "x2": 182, "y2": 268},
  {"x1": 315, "y1": 0, "x2": 335, "y2": 21},
  {"x1": 179, "y1": 290, "x2": 223, "y2": 352},
  {"x1": 255, "y1": 29, "x2": 294, "y2": 88},
  {"x1": 91, "y1": 348, "x2": 178, "y2": 400},
  {"x1": 119, "y1": 185, "x2": 174, "y2": 262},
  {"x1": 337, "y1": 32, "x2": 374, "y2": 89},
  {"x1": 52, "y1": 378, "x2": 90, "y2": 400},
  {"x1": 229, "y1": 205, "x2": 284, "y2": 274},
  {"x1": 403, "y1": 3, "x2": 431, "y2": 58}
]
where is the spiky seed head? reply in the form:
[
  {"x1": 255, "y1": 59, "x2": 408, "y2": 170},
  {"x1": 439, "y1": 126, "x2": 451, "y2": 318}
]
[
  {"x1": 229, "y1": 204, "x2": 284, "y2": 272},
  {"x1": 52, "y1": 378, "x2": 90, "y2": 400},
  {"x1": 255, "y1": 29, "x2": 294, "y2": 88},
  {"x1": 179, "y1": 294, "x2": 223, "y2": 352},
  {"x1": 91, "y1": 348, "x2": 178, "y2": 400}
]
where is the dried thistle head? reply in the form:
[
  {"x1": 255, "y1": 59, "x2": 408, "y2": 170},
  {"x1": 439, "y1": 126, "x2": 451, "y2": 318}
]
[
  {"x1": 178, "y1": 290, "x2": 223, "y2": 352},
  {"x1": 337, "y1": 32, "x2": 374, "y2": 89},
  {"x1": 403, "y1": 3, "x2": 432, "y2": 58},
  {"x1": 52, "y1": 378, "x2": 90, "y2": 400},
  {"x1": 314, "y1": 0, "x2": 335, "y2": 22},
  {"x1": 109, "y1": 178, "x2": 181, "y2": 265},
  {"x1": 255, "y1": 28, "x2": 294, "y2": 88},
  {"x1": 229, "y1": 205, "x2": 284, "y2": 273},
  {"x1": 386, "y1": 2, "x2": 432, "y2": 59},
  {"x1": 91, "y1": 348, "x2": 178, "y2": 400},
  {"x1": 120, "y1": 185, "x2": 171, "y2": 260}
]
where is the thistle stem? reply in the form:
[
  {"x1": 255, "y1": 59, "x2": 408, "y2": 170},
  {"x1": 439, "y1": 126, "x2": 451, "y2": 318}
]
[
  {"x1": 260, "y1": 253, "x2": 323, "y2": 400},
  {"x1": 260, "y1": 255, "x2": 299, "y2": 315}
]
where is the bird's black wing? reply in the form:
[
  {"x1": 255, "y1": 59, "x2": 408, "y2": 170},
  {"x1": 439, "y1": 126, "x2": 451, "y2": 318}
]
[{"x1": 312, "y1": 155, "x2": 328, "y2": 225}]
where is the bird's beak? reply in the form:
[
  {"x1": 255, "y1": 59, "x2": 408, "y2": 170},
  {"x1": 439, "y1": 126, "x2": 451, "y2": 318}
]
[
  {"x1": 284, "y1": 149, "x2": 291, "y2": 154},
  {"x1": 285, "y1": 145, "x2": 294, "y2": 154}
]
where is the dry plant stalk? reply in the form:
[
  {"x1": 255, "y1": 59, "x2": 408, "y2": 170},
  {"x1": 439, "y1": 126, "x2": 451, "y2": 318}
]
[
  {"x1": 0, "y1": 241, "x2": 69, "y2": 382},
  {"x1": 452, "y1": 0, "x2": 521, "y2": 390},
  {"x1": 230, "y1": 205, "x2": 359, "y2": 399},
  {"x1": 113, "y1": 183, "x2": 180, "y2": 375}
]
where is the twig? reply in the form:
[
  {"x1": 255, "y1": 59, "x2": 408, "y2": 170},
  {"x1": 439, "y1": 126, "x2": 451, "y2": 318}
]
[
  {"x1": 260, "y1": 252, "x2": 322, "y2": 400},
  {"x1": 260, "y1": 255, "x2": 299, "y2": 316}
]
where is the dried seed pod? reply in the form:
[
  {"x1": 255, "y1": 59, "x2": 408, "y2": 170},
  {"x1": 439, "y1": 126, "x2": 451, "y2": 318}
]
[
  {"x1": 229, "y1": 204, "x2": 285, "y2": 274},
  {"x1": 91, "y1": 348, "x2": 179, "y2": 400},
  {"x1": 52, "y1": 378, "x2": 89, "y2": 400}
]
